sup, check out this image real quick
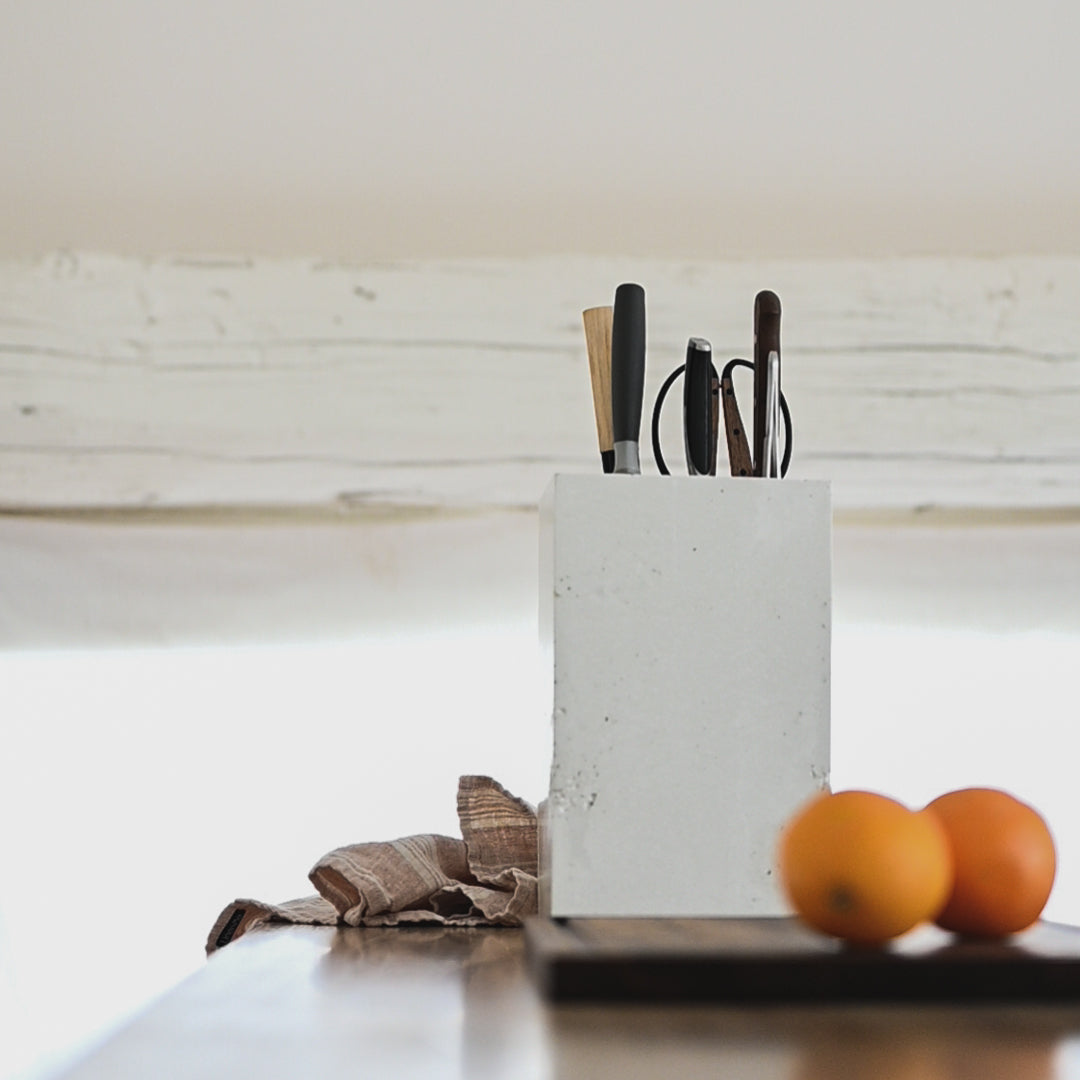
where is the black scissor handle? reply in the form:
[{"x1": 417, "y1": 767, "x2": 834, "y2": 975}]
[{"x1": 652, "y1": 357, "x2": 792, "y2": 478}]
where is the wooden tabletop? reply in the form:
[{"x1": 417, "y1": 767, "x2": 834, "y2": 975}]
[{"x1": 54, "y1": 924, "x2": 1080, "y2": 1079}]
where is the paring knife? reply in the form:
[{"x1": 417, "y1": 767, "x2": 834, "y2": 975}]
[
  {"x1": 752, "y1": 290, "x2": 782, "y2": 477},
  {"x1": 683, "y1": 337, "x2": 718, "y2": 476},
  {"x1": 582, "y1": 306, "x2": 615, "y2": 473},
  {"x1": 611, "y1": 283, "x2": 647, "y2": 475}
]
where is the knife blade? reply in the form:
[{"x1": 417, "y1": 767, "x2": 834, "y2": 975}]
[{"x1": 761, "y1": 350, "x2": 781, "y2": 477}]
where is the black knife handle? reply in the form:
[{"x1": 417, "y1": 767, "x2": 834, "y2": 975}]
[
  {"x1": 683, "y1": 337, "x2": 716, "y2": 476},
  {"x1": 752, "y1": 290, "x2": 781, "y2": 477},
  {"x1": 611, "y1": 283, "x2": 646, "y2": 473}
]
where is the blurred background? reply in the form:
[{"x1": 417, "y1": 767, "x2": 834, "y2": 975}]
[
  {"x1": 1, "y1": 2, "x2": 1079, "y2": 1077},
  {"x1": 3, "y1": 1, "x2": 1080, "y2": 257}
]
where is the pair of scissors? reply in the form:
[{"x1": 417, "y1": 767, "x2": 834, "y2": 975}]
[{"x1": 650, "y1": 290, "x2": 792, "y2": 477}]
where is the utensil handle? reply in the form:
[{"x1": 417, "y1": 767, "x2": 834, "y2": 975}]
[
  {"x1": 753, "y1": 290, "x2": 781, "y2": 477},
  {"x1": 611, "y1": 283, "x2": 646, "y2": 474},
  {"x1": 683, "y1": 337, "x2": 716, "y2": 476},
  {"x1": 721, "y1": 369, "x2": 754, "y2": 477},
  {"x1": 582, "y1": 306, "x2": 615, "y2": 473}
]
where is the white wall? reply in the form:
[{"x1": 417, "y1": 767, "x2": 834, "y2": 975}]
[{"x1": 2, "y1": 0, "x2": 1079, "y2": 258}]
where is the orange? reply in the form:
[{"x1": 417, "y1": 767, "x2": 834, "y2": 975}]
[
  {"x1": 778, "y1": 790, "x2": 953, "y2": 945},
  {"x1": 925, "y1": 787, "x2": 1056, "y2": 937}
]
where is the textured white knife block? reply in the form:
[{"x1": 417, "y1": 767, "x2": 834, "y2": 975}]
[{"x1": 539, "y1": 474, "x2": 831, "y2": 918}]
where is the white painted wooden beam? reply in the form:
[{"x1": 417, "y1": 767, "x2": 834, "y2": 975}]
[{"x1": 1, "y1": 253, "x2": 1078, "y2": 511}]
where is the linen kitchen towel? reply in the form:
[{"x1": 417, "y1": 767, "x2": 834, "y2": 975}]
[{"x1": 206, "y1": 775, "x2": 538, "y2": 954}]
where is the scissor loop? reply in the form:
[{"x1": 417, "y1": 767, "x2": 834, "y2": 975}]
[{"x1": 651, "y1": 357, "x2": 793, "y2": 478}]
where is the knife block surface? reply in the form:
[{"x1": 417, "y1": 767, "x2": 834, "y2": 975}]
[{"x1": 539, "y1": 475, "x2": 831, "y2": 918}]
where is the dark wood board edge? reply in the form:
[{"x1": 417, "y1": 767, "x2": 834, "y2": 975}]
[
  {"x1": 542, "y1": 954, "x2": 1080, "y2": 1004},
  {"x1": 524, "y1": 917, "x2": 586, "y2": 999},
  {"x1": 526, "y1": 917, "x2": 1080, "y2": 1004}
]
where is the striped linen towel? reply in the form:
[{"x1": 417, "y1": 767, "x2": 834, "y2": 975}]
[{"x1": 206, "y1": 775, "x2": 537, "y2": 954}]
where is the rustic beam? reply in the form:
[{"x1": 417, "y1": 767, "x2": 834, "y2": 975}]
[{"x1": 2, "y1": 253, "x2": 1077, "y2": 511}]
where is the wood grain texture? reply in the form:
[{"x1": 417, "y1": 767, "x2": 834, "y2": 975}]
[
  {"x1": 581, "y1": 306, "x2": 613, "y2": 469},
  {"x1": 49, "y1": 924, "x2": 1080, "y2": 1079},
  {"x1": 1, "y1": 252, "x2": 1079, "y2": 511},
  {"x1": 720, "y1": 369, "x2": 754, "y2": 477}
]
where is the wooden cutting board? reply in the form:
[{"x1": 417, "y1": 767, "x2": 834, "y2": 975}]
[{"x1": 525, "y1": 916, "x2": 1080, "y2": 1002}]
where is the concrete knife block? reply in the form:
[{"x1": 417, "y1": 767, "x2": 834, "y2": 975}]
[{"x1": 539, "y1": 474, "x2": 831, "y2": 918}]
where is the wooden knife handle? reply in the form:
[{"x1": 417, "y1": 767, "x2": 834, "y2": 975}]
[
  {"x1": 752, "y1": 290, "x2": 781, "y2": 477},
  {"x1": 721, "y1": 371, "x2": 754, "y2": 477},
  {"x1": 582, "y1": 306, "x2": 614, "y2": 472}
]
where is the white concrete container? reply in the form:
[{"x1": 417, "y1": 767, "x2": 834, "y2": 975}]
[{"x1": 539, "y1": 474, "x2": 831, "y2": 917}]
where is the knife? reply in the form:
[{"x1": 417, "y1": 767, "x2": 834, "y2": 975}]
[
  {"x1": 683, "y1": 337, "x2": 718, "y2": 476},
  {"x1": 611, "y1": 283, "x2": 647, "y2": 475},
  {"x1": 582, "y1": 306, "x2": 615, "y2": 473},
  {"x1": 752, "y1": 290, "x2": 781, "y2": 477},
  {"x1": 720, "y1": 359, "x2": 754, "y2": 477}
]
